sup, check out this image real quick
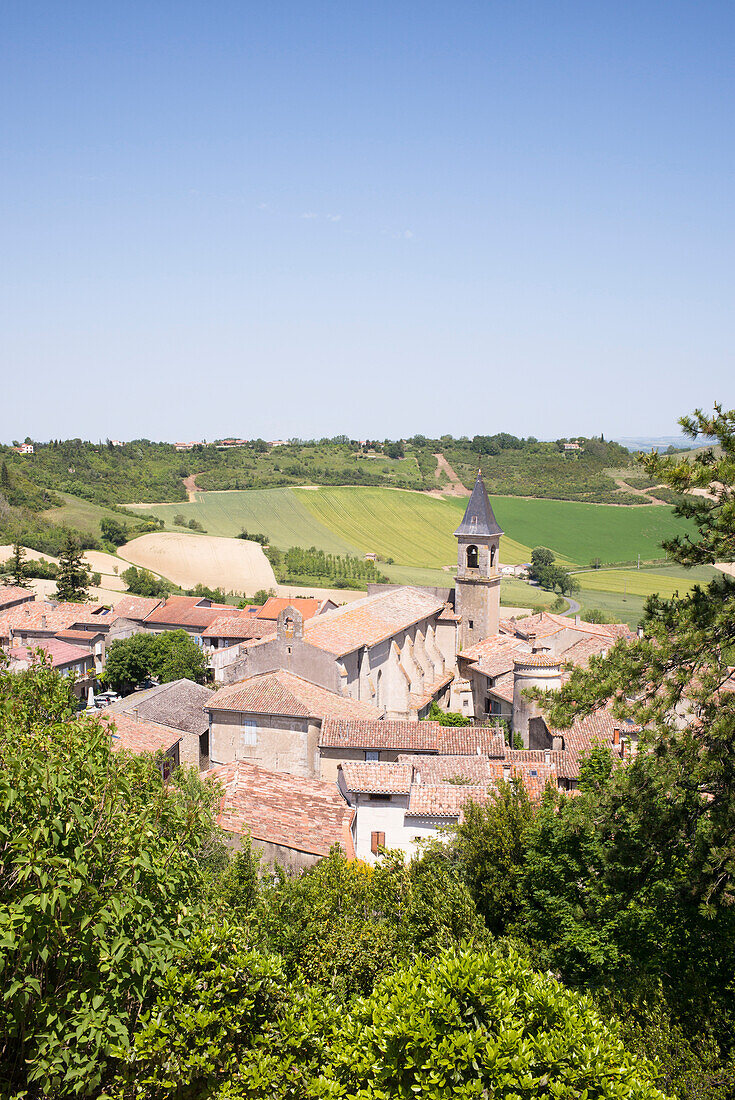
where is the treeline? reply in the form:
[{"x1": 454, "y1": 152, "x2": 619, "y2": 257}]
[
  {"x1": 266, "y1": 545, "x2": 388, "y2": 589},
  {"x1": 2, "y1": 434, "x2": 643, "y2": 510}
]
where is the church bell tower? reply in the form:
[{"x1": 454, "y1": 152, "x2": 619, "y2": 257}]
[{"x1": 454, "y1": 471, "x2": 503, "y2": 651}]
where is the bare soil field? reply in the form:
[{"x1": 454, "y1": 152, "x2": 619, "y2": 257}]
[
  {"x1": 117, "y1": 533, "x2": 277, "y2": 595},
  {"x1": 29, "y1": 577, "x2": 129, "y2": 606},
  {"x1": 0, "y1": 546, "x2": 128, "y2": 591}
]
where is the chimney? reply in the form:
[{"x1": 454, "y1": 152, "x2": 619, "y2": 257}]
[
  {"x1": 527, "y1": 631, "x2": 537, "y2": 652},
  {"x1": 637, "y1": 626, "x2": 644, "y2": 639},
  {"x1": 613, "y1": 726, "x2": 620, "y2": 747},
  {"x1": 620, "y1": 738, "x2": 627, "y2": 759},
  {"x1": 575, "y1": 614, "x2": 580, "y2": 626},
  {"x1": 41, "y1": 615, "x2": 47, "y2": 629},
  {"x1": 544, "y1": 749, "x2": 551, "y2": 764},
  {"x1": 502, "y1": 764, "x2": 511, "y2": 781}
]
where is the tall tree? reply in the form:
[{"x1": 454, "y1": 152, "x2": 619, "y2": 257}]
[
  {"x1": 8, "y1": 542, "x2": 31, "y2": 588},
  {"x1": 54, "y1": 533, "x2": 92, "y2": 603}
]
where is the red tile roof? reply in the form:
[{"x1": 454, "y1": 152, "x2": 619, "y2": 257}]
[
  {"x1": 8, "y1": 639, "x2": 93, "y2": 669},
  {"x1": 303, "y1": 587, "x2": 445, "y2": 657},
  {"x1": 207, "y1": 761, "x2": 355, "y2": 858},
  {"x1": 257, "y1": 596, "x2": 324, "y2": 621},
  {"x1": 202, "y1": 615, "x2": 275, "y2": 640},
  {"x1": 206, "y1": 670, "x2": 382, "y2": 721},
  {"x1": 406, "y1": 784, "x2": 492, "y2": 817},
  {"x1": 55, "y1": 628, "x2": 105, "y2": 642},
  {"x1": 143, "y1": 596, "x2": 234, "y2": 629},
  {"x1": 102, "y1": 712, "x2": 182, "y2": 755},
  {"x1": 0, "y1": 601, "x2": 110, "y2": 636},
  {"x1": 320, "y1": 718, "x2": 506, "y2": 755},
  {"x1": 0, "y1": 585, "x2": 35, "y2": 610},
  {"x1": 341, "y1": 762, "x2": 412, "y2": 793},
  {"x1": 112, "y1": 595, "x2": 164, "y2": 621}
]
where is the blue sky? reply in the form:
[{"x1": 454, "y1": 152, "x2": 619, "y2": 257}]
[{"x1": 2, "y1": 2, "x2": 733, "y2": 442}]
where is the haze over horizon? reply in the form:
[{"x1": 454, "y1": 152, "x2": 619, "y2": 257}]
[{"x1": 2, "y1": 2, "x2": 733, "y2": 441}]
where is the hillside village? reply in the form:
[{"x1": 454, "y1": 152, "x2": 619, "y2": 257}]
[{"x1": 0, "y1": 472, "x2": 643, "y2": 867}]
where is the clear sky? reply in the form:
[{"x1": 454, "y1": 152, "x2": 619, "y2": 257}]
[{"x1": 2, "y1": 2, "x2": 733, "y2": 443}]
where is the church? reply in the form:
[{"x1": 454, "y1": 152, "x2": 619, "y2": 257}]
[
  {"x1": 209, "y1": 471, "x2": 632, "y2": 747},
  {"x1": 221, "y1": 472, "x2": 501, "y2": 719}
]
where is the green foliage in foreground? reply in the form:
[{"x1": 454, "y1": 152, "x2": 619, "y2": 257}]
[
  {"x1": 102, "y1": 630, "x2": 208, "y2": 691},
  {"x1": 115, "y1": 934, "x2": 666, "y2": 1100},
  {"x1": 0, "y1": 661, "x2": 221, "y2": 1098}
]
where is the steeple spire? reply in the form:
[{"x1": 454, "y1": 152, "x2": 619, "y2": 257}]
[{"x1": 453, "y1": 471, "x2": 503, "y2": 538}]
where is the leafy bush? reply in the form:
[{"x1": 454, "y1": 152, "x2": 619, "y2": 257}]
[
  {"x1": 317, "y1": 944, "x2": 669, "y2": 1099},
  {"x1": 0, "y1": 661, "x2": 220, "y2": 1098}
]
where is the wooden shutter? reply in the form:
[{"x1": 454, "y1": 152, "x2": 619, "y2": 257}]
[{"x1": 371, "y1": 831, "x2": 386, "y2": 855}]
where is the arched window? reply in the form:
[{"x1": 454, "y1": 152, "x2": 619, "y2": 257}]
[
  {"x1": 284, "y1": 615, "x2": 294, "y2": 636},
  {"x1": 466, "y1": 544, "x2": 479, "y2": 569},
  {"x1": 490, "y1": 544, "x2": 497, "y2": 567}
]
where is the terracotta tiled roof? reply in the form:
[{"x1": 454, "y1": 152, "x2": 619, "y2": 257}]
[
  {"x1": 406, "y1": 784, "x2": 492, "y2": 817},
  {"x1": 461, "y1": 634, "x2": 528, "y2": 677},
  {"x1": 55, "y1": 628, "x2": 105, "y2": 642},
  {"x1": 206, "y1": 670, "x2": 382, "y2": 721},
  {"x1": 513, "y1": 653, "x2": 561, "y2": 668},
  {"x1": 207, "y1": 760, "x2": 354, "y2": 857},
  {"x1": 103, "y1": 712, "x2": 182, "y2": 755},
  {"x1": 437, "y1": 604, "x2": 461, "y2": 622},
  {"x1": 303, "y1": 587, "x2": 445, "y2": 657},
  {"x1": 320, "y1": 718, "x2": 506, "y2": 755},
  {"x1": 0, "y1": 585, "x2": 35, "y2": 610},
  {"x1": 257, "y1": 596, "x2": 324, "y2": 621},
  {"x1": 7, "y1": 639, "x2": 93, "y2": 669},
  {"x1": 409, "y1": 672, "x2": 455, "y2": 711},
  {"x1": 398, "y1": 754, "x2": 497, "y2": 784},
  {"x1": 397, "y1": 753, "x2": 558, "y2": 799},
  {"x1": 143, "y1": 596, "x2": 234, "y2": 629},
  {"x1": 502, "y1": 611, "x2": 634, "y2": 643},
  {"x1": 0, "y1": 601, "x2": 110, "y2": 636},
  {"x1": 487, "y1": 671, "x2": 514, "y2": 703},
  {"x1": 112, "y1": 595, "x2": 164, "y2": 621},
  {"x1": 341, "y1": 762, "x2": 412, "y2": 793},
  {"x1": 203, "y1": 615, "x2": 274, "y2": 640},
  {"x1": 533, "y1": 707, "x2": 623, "y2": 778}
]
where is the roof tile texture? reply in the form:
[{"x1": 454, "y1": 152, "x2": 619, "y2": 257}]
[
  {"x1": 208, "y1": 761, "x2": 354, "y2": 857},
  {"x1": 207, "y1": 670, "x2": 382, "y2": 721},
  {"x1": 303, "y1": 587, "x2": 444, "y2": 657}
]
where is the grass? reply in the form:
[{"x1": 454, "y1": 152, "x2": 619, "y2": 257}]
[
  {"x1": 483, "y1": 496, "x2": 693, "y2": 567},
  {"x1": 42, "y1": 493, "x2": 133, "y2": 542},
  {"x1": 574, "y1": 563, "x2": 718, "y2": 600},
  {"x1": 126, "y1": 486, "x2": 697, "y2": 616},
  {"x1": 500, "y1": 577, "x2": 557, "y2": 612}
]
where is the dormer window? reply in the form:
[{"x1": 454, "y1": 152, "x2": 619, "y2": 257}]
[{"x1": 466, "y1": 544, "x2": 479, "y2": 569}]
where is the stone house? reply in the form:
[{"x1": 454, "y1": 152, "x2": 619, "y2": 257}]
[
  {"x1": 103, "y1": 678, "x2": 214, "y2": 769},
  {"x1": 205, "y1": 669, "x2": 382, "y2": 778}
]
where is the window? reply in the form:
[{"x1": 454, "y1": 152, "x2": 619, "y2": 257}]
[
  {"x1": 490, "y1": 544, "x2": 497, "y2": 567},
  {"x1": 371, "y1": 831, "x2": 386, "y2": 854},
  {"x1": 466, "y1": 544, "x2": 479, "y2": 569},
  {"x1": 240, "y1": 718, "x2": 257, "y2": 748},
  {"x1": 468, "y1": 619, "x2": 474, "y2": 629},
  {"x1": 365, "y1": 750, "x2": 379, "y2": 762},
  {"x1": 462, "y1": 698, "x2": 469, "y2": 709},
  {"x1": 369, "y1": 793, "x2": 390, "y2": 802}
]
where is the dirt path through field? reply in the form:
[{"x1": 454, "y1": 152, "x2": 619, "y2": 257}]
[
  {"x1": 613, "y1": 477, "x2": 667, "y2": 505},
  {"x1": 433, "y1": 453, "x2": 470, "y2": 496},
  {"x1": 182, "y1": 474, "x2": 201, "y2": 502}
]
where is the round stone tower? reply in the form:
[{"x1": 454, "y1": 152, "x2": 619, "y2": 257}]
[{"x1": 512, "y1": 652, "x2": 562, "y2": 748}]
